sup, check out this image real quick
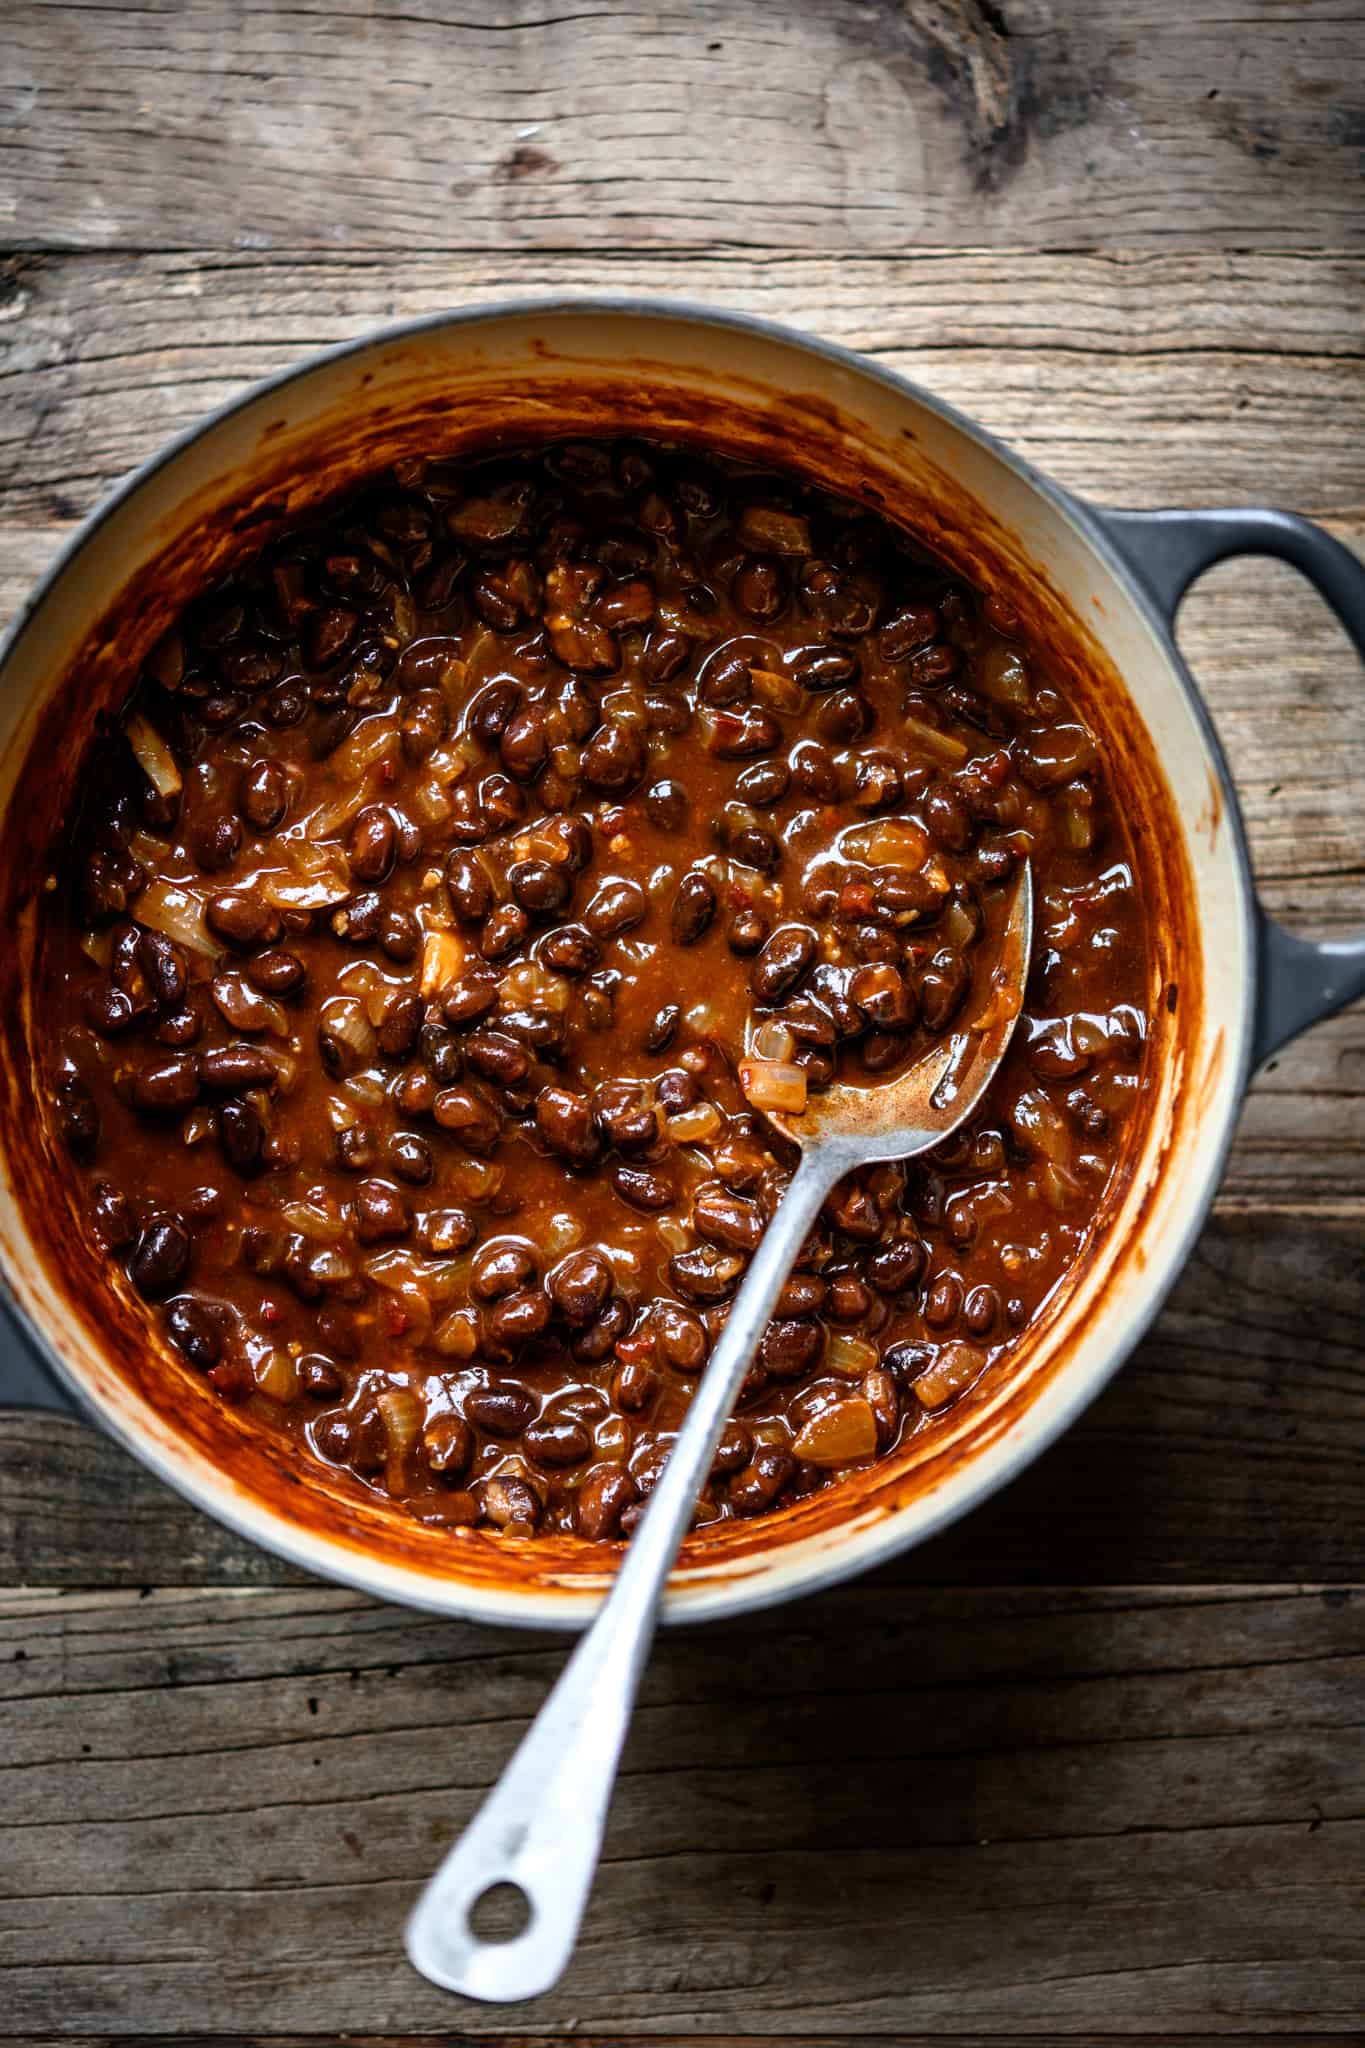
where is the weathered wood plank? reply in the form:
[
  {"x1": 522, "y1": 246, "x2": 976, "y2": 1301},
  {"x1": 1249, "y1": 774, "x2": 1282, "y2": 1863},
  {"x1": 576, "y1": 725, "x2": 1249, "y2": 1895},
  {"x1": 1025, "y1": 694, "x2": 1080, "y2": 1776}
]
[
  {"x1": 2, "y1": 1585, "x2": 1360, "y2": 2034},
  {"x1": 2, "y1": 249, "x2": 1362, "y2": 1200},
  {"x1": 2, "y1": 1215, "x2": 1361, "y2": 1588},
  {"x1": 3, "y1": 1, "x2": 1364, "y2": 253}
]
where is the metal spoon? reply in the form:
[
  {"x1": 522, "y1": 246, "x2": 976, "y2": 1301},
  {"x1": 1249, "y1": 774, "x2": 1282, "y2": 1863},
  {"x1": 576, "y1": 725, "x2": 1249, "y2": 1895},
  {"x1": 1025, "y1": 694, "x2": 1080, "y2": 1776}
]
[{"x1": 406, "y1": 862, "x2": 1033, "y2": 2003}]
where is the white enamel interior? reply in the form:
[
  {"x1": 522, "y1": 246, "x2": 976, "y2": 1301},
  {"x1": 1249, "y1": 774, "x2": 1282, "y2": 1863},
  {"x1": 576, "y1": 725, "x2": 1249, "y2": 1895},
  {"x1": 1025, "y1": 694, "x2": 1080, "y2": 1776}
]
[{"x1": 0, "y1": 304, "x2": 1253, "y2": 1626}]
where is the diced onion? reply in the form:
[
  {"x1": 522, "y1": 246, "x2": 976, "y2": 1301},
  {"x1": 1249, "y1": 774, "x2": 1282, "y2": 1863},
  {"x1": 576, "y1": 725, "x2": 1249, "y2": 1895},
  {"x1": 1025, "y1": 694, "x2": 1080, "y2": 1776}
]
[
  {"x1": 432, "y1": 1311, "x2": 479, "y2": 1358},
  {"x1": 665, "y1": 1102, "x2": 723, "y2": 1145},
  {"x1": 841, "y1": 818, "x2": 930, "y2": 869},
  {"x1": 420, "y1": 929, "x2": 466, "y2": 998},
  {"x1": 281, "y1": 1200, "x2": 345, "y2": 1241},
  {"x1": 912, "y1": 1340, "x2": 984, "y2": 1411},
  {"x1": 263, "y1": 871, "x2": 351, "y2": 912},
  {"x1": 331, "y1": 715, "x2": 399, "y2": 785},
  {"x1": 377, "y1": 1385, "x2": 423, "y2": 1497},
  {"x1": 740, "y1": 1059, "x2": 808, "y2": 1115},
  {"x1": 126, "y1": 714, "x2": 182, "y2": 799},
  {"x1": 411, "y1": 775, "x2": 453, "y2": 826},
  {"x1": 136, "y1": 878, "x2": 218, "y2": 958},
  {"x1": 253, "y1": 1347, "x2": 300, "y2": 1402},
  {"x1": 826, "y1": 1333, "x2": 879, "y2": 1379},
  {"x1": 901, "y1": 715, "x2": 968, "y2": 768},
  {"x1": 306, "y1": 785, "x2": 372, "y2": 838},
  {"x1": 751, "y1": 1021, "x2": 796, "y2": 1063},
  {"x1": 545, "y1": 1213, "x2": 585, "y2": 1256}
]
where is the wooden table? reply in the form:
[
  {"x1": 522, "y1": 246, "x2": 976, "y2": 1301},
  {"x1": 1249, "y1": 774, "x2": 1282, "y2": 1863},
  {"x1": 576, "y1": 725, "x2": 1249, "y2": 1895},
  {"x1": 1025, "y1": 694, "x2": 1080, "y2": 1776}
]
[{"x1": 3, "y1": 3, "x2": 1363, "y2": 2039}]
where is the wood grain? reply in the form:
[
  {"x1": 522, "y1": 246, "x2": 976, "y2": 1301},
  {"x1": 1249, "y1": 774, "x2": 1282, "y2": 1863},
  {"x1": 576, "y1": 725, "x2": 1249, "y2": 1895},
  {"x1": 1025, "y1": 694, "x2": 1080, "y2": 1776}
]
[
  {"x1": 3, "y1": 247, "x2": 1362, "y2": 1202},
  {"x1": 3, "y1": 1, "x2": 1363, "y2": 252},
  {"x1": 2, "y1": 1584, "x2": 1361, "y2": 2034},
  {"x1": 3, "y1": 1214, "x2": 1361, "y2": 1588}
]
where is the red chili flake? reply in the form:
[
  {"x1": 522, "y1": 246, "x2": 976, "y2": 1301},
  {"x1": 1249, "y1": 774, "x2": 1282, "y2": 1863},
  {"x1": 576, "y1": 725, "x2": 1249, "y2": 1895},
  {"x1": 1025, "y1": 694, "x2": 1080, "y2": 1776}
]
[
  {"x1": 259, "y1": 1296, "x2": 284, "y2": 1326},
  {"x1": 838, "y1": 882, "x2": 875, "y2": 919},
  {"x1": 615, "y1": 1326, "x2": 658, "y2": 1365},
  {"x1": 379, "y1": 757, "x2": 397, "y2": 785}
]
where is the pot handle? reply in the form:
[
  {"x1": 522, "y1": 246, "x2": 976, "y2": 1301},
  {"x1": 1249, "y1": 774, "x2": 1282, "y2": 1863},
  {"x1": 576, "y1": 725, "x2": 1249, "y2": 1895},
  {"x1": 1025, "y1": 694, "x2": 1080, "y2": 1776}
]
[
  {"x1": 0, "y1": 1295, "x2": 83, "y2": 1417},
  {"x1": 1091, "y1": 506, "x2": 1365, "y2": 1067}
]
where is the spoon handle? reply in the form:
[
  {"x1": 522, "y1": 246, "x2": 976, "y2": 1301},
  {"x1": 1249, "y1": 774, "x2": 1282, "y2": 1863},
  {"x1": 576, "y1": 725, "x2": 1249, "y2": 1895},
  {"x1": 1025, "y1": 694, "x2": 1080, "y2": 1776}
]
[{"x1": 405, "y1": 1147, "x2": 838, "y2": 2002}]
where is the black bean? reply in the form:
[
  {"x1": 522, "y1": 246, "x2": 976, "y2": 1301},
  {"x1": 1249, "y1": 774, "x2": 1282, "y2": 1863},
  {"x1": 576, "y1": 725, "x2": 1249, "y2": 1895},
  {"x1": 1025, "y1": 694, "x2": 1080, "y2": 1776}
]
[
  {"x1": 656, "y1": 1301, "x2": 708, "y2": 1372},
  {"x1": 387, "y1": 1132, "x2": 433, "y2": 1184},
  {"x1": 645, "y1": 777, "x2": 688, "y2": 832},
  {"x1": 376, "y1": 989, "x2": 423, "y2": 1059},
  {"x1": 442, "y1": 969, "x2": 500, "y2": 1025},
  {"x1": 348, "y1": 806, "x2": 397, "y2": 883},
  {"x1": 877, "y1": 603, "x2": 941, "y2": 660},
  {"x1": 760, "y1": 1318, "x2": 824, "y2": 1380},
  {"x1": 483, "y1": 1289, "x2": 551, "y2": 1356},
  {"x1": 85, "y1": 983, "x2": 136, "y2": 1037},
  {"x1": 641, "y1": 628, "x2": 690, "y2": 687},
  {"x1": 443, "y1": 849, "x2": 492, "y2": 922},
  {"x1": 751, "y1": 923, "x2": 817, "y2": 1004},
  {"x1": 535, "y1": 1085, "x2": 601, "y2": 1166},
  {"x1": 418, "y1": 1019, "x2": 463, "y2": 1084},
  {"x1": 129, "y1": 1218, "x2": 190, "y2": 1299},
  {"x1": 693, "y1": 1183, "x2": 764, "y2": 1252},
  {"x1": 524, "y1": 1418, "x2": 592, "y2": 1466},
  {"x1": 466, "y1": 1384, "x2": 537, "y2": 1436},
  {"x1": 480, "y1": 902, "x2": 530, "y2": 961},
  {"x1": 424, "y1": 1413, "x2": 473, "y2": 1475},
  {"x1": 849, "y1": 961, "x2": 916, "y2": 1031},
  {"x1": 137, "y1": 928, "x2": 187, "y2": 1008},
  {"x1": 920, "y1": 947, "x2": 970, "y2": 1031},
  {"x1": 352, "y1": 1179, "x2": 408, "y2": 1244},
  {"x1": 240, "y1": 759, "x2": 288, "y2": 832},
  {"x1": 206, "y1": 890, "x2": 281, "y2": 949},
  {"x1": 612, "y1": 1162, "x2": 676, "y2": 1212},
  {"x1": 670, "y1": 869, "x2": 716, "y2": 946},
  {"x1": 586, "y1": 877, "x2": 647, "y2": 938},
  {"x1": 581, "y1": 718, "x2": 646, "y2": 793},
  {"x1": 381, "y1": 907, "x2": 420, "y2": 961},
  {"x1": 570, "y1": 1296, "x2": 631, "y2": 1363},
  {"x1": 735, "y1": 759, "x2": 790, "y2": 807},
  {"x1": 400, "y1": 689, "x2": 448, "y2": 760},
  {"x1": 670, "y1": 1244, "x2": 744, "y2": 1303},
  {"x1": 476, "y1": 1474, "x2": 542, "y2": 1530},
  {"x1": 705, "y1": 705, "x2": 782, "y2": 757},
  {"x1": 817, "y1": 688, "x2": 874, "y2": 744},
  {"x1": 733, "y1": 555, "x2": 785, "y2": 621},
  {"x1": 90, "y1": 1180, "x2": 136, "y2": 1249},
  {"x1": 868, "y1": 1234, "x2": 928, "y2": 1293},
  {"x1": 432, "y1": 1085, "x2": 502, "y2": 1150},
  {"x1": 576, "y1": 1463, "x2": 639, "y2": 1540},
  {"x1": 165, "y1": 1295, "x2": 222, "y2": 1369},
  {"x1": 508, "y1": 858, "x2": 569, "y2": 915},
  {"x1": 728, "y1": 1445, "x2": 795, "y2": 1516},
  {"x1": 240, "y1": 948, "x2": 302, "y2": 997},
  {"x1": 790, "y1": 645, "x2": 860, "y2": 691},
  {"x1": 924, "y1": 1273, "x2": 963, "y2": 1329},
  {"x1": 465, "y1": 1029, "x2": 531, "y2": 1087},
  {"x1": 643, "y1": 1003, "x2": 681, "y2": 1053},
  {"x1": 311, "y1": 706, "x2": 358, "y2": 758},
  {"x1": 217, "y1": 1098, "x2": 264, "y2": 1175},
  {"x1": 540, "y1": 924, "x2": 600, "y2": 976},
  {"x1": 500, "y1": 706, "x2": 550, "y2": 781},
  {"x1": 549, "y1": 1248, "x2": 612, "y2": 1326},
  {"x1": 129, "y1": 1055, "x2": 200, "y2": 1114},
  {"x1": 726, "y1": 905, "x2": 769, "y2": 955},
  {"x1": 200, "y1": 1044, "x2": 276, "y2": 1091}
]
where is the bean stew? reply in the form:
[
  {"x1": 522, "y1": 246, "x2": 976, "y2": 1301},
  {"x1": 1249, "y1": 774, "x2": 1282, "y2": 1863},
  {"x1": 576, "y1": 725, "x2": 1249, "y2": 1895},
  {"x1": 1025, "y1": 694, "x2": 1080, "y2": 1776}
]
[{"x1": 38, "y1": 438, "x2": 1151, "y2": 1542}]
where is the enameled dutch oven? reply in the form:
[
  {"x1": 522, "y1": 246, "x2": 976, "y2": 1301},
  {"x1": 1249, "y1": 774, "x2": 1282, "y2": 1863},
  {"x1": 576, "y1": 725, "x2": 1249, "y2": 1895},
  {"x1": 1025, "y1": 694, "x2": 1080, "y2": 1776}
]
[{"x1": 1, "y1": 301, "x2": 1362, "y2": 1626}]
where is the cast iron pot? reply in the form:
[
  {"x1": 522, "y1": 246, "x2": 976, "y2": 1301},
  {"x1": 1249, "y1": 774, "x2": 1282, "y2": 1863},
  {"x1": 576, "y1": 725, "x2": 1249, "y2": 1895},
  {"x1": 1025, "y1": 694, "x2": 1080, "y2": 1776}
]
[{"x1": 0, "y1": 302, "x2": 1361, "y2": 1624}]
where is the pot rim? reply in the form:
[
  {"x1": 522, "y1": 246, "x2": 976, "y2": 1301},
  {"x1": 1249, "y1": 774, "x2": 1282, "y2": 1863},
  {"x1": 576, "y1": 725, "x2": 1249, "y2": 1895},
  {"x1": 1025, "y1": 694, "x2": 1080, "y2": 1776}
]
[{"x1": 0, "y1": 294, "x2": 1259, "y2": 1627}]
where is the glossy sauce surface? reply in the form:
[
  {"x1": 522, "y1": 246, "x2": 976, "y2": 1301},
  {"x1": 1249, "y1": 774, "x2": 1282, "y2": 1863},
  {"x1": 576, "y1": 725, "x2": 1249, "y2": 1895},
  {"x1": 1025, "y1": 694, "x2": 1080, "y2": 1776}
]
[{"x1": 39, "y1": 439, "x2": 1150, "y2": 1540}]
